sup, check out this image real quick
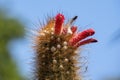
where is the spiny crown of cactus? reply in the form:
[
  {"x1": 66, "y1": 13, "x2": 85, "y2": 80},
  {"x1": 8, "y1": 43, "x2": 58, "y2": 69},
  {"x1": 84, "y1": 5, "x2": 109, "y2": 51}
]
[{"x1": 34, "y1": 13, "x2": 97, "y2": 80}]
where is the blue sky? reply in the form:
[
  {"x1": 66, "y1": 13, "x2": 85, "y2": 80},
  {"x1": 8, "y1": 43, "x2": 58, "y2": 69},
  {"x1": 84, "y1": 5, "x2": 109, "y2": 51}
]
[{"x1": 0, "y1": 0, "x2": 120, "y2": 80}]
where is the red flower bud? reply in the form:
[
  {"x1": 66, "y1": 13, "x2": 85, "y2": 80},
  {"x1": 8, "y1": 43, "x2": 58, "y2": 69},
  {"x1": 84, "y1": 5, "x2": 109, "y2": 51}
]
[
  {"x1": 71, "y1": 26, "x2": 77, "y2": 33},
  {"x1": 69, "y1": 28, "x2": 95, "y2": 46},
  {"x1": 54, "y1": 13, "x2": 65, "y2": 35},
  {"x1": 75, "y1": 38, "x2": 98, "y2": 47}
]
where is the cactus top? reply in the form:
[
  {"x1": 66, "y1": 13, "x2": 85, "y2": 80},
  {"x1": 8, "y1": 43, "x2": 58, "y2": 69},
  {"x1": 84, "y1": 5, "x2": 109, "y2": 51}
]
[{"x1": 53, "y1": 13, "x2": 97, "y2": 47}]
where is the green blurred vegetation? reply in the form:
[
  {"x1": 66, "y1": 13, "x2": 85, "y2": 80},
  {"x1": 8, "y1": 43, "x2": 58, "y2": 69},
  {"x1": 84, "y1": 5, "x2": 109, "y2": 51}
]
[{"x1": 0, "y1": 10, "x2": 25, "y2": 80}]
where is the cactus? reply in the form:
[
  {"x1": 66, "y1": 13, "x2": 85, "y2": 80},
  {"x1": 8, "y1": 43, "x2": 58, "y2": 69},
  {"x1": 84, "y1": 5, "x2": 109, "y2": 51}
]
[{"x1": 33, "y1": 13, "x2": 97, "y2": 80}]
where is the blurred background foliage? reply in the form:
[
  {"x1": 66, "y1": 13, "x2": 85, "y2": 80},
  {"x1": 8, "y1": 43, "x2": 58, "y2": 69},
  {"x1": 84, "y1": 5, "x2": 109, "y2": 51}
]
[{"x1": 0, "y1": 9, "x2": 25, "y2": 80}]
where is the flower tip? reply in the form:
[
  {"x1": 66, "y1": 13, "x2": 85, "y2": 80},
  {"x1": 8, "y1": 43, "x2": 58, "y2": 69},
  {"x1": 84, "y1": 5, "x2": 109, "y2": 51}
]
[
  {"x1": 87, "y1": 28, "x2": 95, "y2": 36},
  {"x1": 91, "y1": 39, "x2": 98, "y2": 42},
  {"x1": 55, "y1": 13, "x2": 65, "y2": 21},
  {"x1": 90, "y1": 38, "x2": 98, "y2": 43}
]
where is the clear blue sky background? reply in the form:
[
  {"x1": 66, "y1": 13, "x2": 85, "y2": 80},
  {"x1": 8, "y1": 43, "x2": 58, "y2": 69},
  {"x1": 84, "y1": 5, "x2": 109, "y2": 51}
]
[{"x1": 0, "y1": 0, "x2": 120, "y2": 80}]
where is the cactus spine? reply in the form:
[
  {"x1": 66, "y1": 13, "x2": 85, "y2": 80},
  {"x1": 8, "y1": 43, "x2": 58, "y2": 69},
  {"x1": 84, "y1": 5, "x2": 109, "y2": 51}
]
[{"x1": 34, "y1": 13, "x2": 97, "y2": 80}]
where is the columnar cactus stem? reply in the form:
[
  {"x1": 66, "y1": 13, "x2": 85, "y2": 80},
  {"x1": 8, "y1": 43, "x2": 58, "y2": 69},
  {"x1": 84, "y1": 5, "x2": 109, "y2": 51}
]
[{"x1": 34, "y1": 13, "x2": 97, "y2": 80}]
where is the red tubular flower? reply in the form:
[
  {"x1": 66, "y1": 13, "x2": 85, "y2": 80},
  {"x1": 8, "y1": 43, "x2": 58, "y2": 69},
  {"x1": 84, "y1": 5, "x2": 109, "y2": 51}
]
[
  {"x1": 71, "y1": 26, "x2": 77, "y2": 33},
  {"x1": 74, "y1": 38, "x2": 98, "y2": 47},
  {"x1": 54, "y1": 13, "x2": 65, "y2": 35},
  {"x1": 69, "y1": 28, "x2": 95, "y2": 46}
]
